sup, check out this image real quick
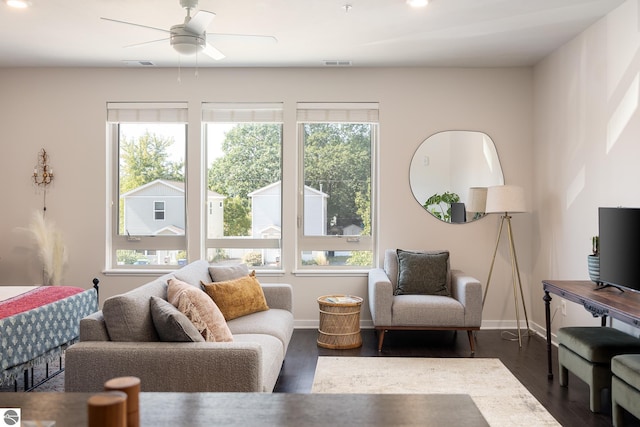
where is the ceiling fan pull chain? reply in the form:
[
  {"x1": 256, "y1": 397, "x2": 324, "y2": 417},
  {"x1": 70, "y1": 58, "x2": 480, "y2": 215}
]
[
  {"x1": 195, "y1": 51, "x2": 199, "y2": 78},
  {"x1": 177, "y1": 55, "x2": 182, "y2": 84}
]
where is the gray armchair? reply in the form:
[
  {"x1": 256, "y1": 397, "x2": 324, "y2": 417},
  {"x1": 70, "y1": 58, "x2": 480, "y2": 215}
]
[{"x1": 368, "y1": 249, "x2": 482, "y2": 352}]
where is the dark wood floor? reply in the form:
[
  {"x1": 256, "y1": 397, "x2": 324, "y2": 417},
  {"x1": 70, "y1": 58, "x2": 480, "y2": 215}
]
[{"x1": 274, "y1": 328, "x2": 640, "y2": 427}]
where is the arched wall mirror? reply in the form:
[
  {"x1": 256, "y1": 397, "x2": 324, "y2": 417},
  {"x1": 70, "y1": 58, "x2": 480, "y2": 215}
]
[{"x1": 410, "y1": 131, "x2": 504, "y2": 223}]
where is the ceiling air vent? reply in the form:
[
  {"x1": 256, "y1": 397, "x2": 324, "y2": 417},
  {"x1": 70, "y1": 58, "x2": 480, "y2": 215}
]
[
  {"x1": 122, "y1": 60, "x2": 156, "y2": 66},
  {"x1": 323, "y1": 60, "x2": 352, "y2": 67}
]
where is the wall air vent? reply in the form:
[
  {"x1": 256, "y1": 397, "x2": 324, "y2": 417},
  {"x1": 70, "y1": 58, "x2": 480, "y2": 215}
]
[{"x1": 323, "y1": 60, "x2": 352, "y2": 67}]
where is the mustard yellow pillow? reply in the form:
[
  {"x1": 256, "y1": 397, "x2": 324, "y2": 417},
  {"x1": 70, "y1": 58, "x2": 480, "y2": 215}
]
[
  {"x1": 167, "y1": 278, "x2": 233, "y2": 342},
  {"x1": 201, "y1": 271, "x2": 269, "y2": 321}
]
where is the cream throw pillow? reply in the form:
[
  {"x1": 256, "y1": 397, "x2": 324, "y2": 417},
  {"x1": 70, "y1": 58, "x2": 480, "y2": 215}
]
[
  {"x1": 201, "y1": 271, "x2": 269, "y2": 321},
  {"x1": 167, "y1": 278, "x2": 233, "y2": 342}
]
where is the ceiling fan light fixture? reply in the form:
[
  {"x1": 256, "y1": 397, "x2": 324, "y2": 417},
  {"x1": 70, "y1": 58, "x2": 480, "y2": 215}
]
[
  {"x1": 171, "y1": 36, "x2": 205, "y2": 55},
  {"x1": 170, "y1": 25, "x2": 206, "y2": 55},
  {"x1": 407, "y1": 0, "x2": 428, "y2": 7}
]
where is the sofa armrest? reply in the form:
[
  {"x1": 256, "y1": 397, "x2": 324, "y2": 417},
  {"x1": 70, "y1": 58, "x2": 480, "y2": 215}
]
[
  {"x1": 261, "y1": 283, "x2": 293, "y2": 312},
  {"x1": 79, "y1": 311, "x2": 110, "y2": 342},
  {"x1": 368, "y1": 268, "x2": 394, "y2": 326},
  {"x1": 450, "y1": 269, "x2": 483, "y2": 327},
  {"x1": 65, "y1": 341, "x2": 264, "y2": 393}
]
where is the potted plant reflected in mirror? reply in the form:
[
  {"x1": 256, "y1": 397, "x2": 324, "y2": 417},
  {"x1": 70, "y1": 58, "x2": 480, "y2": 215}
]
[
  {"x1": 423, "y1": 191, "x2": 460, "y2": 223},
  {"x1": 588, "y1": 236, "x2": 601, "y2": 285}
]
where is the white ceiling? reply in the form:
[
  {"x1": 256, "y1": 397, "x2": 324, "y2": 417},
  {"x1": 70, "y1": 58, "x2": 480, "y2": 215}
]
[{"x1": 0, "y1": 0, "x2": 625, "y2": 68}]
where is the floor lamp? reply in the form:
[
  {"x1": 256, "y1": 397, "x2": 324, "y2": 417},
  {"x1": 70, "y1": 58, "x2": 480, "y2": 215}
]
[{"x1": 483, "y1": 185, "x2": 531, "y2": 347}]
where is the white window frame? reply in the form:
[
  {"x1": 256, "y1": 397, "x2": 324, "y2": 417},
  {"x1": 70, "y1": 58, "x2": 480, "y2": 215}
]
[
  {"x1": 106, "y1": 102, "x2": 188, "y2": 270},
  {"x1": 296, "y1": 102, "x2": 378, "y2": 271},
  {"x1": 202, "y1": 102, "x2": 284, "y2": 269}
]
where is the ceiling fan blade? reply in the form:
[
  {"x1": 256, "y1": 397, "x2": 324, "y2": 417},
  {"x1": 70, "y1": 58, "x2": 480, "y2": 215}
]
[
  {"x1": 124, "y1": 38, "x2": 170, "y2": 49},
  {"x1": 185, "y1": 10, "x2": 216, "y2": 35},
  {"x1": 208, "y1": 33, "x2": 278, "y2": 44},
  {"x1": 202, "y1": 42, "x2": 225, "y2": 60},
  {"x1": 101, "y1": 17, "x2": 169, "y2": 34}
]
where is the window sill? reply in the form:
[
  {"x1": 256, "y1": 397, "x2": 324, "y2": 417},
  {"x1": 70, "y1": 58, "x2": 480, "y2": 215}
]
[
  {"x1": 103, "y1": 268, "x2": 177, "y2": 277},
  {"x1": 292, "y1": 269, "x2": 370, "y2": 277},
  {"x1": 103, "y1": 267, "x2": 287, "y2": 277}
]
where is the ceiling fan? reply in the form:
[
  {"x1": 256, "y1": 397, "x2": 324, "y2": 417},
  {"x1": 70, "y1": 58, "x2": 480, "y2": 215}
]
[{"x1": 101, "y1": 0, "x2": 276, "y2": 61}]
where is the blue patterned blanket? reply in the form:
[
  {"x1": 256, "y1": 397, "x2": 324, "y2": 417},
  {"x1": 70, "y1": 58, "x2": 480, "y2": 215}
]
[{"x1": 0, "y1": 287, "x2": 98, "y2": 385}]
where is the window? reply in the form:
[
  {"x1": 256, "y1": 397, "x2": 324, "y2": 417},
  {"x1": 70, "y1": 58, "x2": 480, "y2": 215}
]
[
  {"x1": 154, "y1": 201, "x2": 165, "y2": 220},
  {"x1": 202, "y1": 103, "x2": 283, "y2": 269},
  {"x1": 107, "y1": 103, "x2": 187, "y2": 268},
  {"x1": 106, "y1": 101, "x2": 376, "y2": 273},
  {"x1": 296, "y1": 103, "x2": 378, "y2": 269}
]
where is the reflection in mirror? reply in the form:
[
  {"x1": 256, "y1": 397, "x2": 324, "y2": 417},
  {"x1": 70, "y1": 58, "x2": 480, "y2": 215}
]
[{"x1": 410, "y1": 131, "x2": 504, "y2": 223}]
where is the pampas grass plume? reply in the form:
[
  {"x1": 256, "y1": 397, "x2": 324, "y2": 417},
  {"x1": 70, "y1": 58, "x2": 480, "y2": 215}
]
[{"x1": 27, "y1": 210, "x2": 67, "y2": 285}]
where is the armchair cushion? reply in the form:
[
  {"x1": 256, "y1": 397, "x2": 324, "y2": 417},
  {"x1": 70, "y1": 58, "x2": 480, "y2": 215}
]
[{"x1": 395, "y1": 249, "x2": 451, "y2": 297}]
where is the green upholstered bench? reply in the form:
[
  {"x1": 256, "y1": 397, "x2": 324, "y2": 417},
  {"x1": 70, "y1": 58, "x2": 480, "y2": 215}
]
[
  {"x1": 558, "y1": 326, "x2": 640, "y2": 413},
  {"x1": 612, "y1": 354, "x2": 640, "y2": 426}
]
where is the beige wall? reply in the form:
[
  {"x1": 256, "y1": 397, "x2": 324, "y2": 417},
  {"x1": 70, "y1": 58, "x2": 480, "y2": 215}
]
[
  {"x1": 533, "y1": 0, "x2": 640, "y2": 337},
  {"x1": 0, "y1": 66, "x2": 534, "y2": 328}
]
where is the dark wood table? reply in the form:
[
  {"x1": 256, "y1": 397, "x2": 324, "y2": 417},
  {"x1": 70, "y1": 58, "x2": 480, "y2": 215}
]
[
  {"x1": 0, "y1": 392, "x2": 489, "y2": 427},
  {"x1": 542, "y1": 280, "x2": 640, "y2": 379}
]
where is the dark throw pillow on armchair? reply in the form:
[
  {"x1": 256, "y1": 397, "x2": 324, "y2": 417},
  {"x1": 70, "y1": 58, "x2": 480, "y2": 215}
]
[{"x1": 395, "y1": 249, "x2": 451, "y2": 297}]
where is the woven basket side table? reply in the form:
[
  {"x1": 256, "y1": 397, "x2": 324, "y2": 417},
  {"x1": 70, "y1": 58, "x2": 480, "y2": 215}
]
[{"x1": 317, "y1": 295, "x2": 363, "y2": 349}]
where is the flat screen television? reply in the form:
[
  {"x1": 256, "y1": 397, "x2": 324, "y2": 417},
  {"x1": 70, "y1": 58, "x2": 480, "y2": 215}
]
[{"x1": 598, "y1": 207, "x2": 640, "y2": 292}]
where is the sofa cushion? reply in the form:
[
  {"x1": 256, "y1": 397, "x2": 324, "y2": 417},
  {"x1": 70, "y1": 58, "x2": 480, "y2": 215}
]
[
  {"x1": 202, "y1": 271, "x2": 269, "y2": 321},
  {"x1": 167, "y1": 278, "x2": 233, "y2": 342},
  {"x1": 172, "y1": 259, "x2": 213, "y2": 287},
  {"x1": 395, "y1": 249, "x2": 451, "y2": 296},
  {"x1": 102, "y1": 277, "x2": 167, "y2": 342},
  {"x1": 227, "y1": 308, "x2": 294, "y2": 353},
  {"x1": 208, "y1": 263, "x2": 250, "y2": 282},
  {"x1": 149, "y1": 296, "x2": 204, "y2": 342}
]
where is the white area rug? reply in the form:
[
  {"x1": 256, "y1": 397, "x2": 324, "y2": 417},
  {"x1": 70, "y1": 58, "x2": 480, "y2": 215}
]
[{"x1": 312, "y1": 357, "x2": 560, "y2": 427}]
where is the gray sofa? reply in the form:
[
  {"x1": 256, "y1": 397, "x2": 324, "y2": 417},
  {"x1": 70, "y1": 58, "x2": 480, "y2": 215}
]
[{"x1": 65, "y1": 260, "x2": 294, "y2": 393}]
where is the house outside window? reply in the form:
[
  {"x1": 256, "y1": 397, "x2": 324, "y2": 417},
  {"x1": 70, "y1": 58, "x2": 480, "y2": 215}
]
[
  {"x1": 202, "y1": 103, "x2": 283, "y2": 269},
  {"x1": 296, "y1": 103, "x2": 378, "y2": 269},
  {"x1": 107, "y1": 102, "x2": 187, "y2": 268}
]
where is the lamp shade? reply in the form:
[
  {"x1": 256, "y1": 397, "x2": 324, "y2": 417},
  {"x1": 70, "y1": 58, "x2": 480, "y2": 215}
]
[
  {"x1": 485, "y1": 185, "x2": 526, "y2": 214},
  {"x1": 467, "y1": 187, "x2": 488, "y2": 212}
]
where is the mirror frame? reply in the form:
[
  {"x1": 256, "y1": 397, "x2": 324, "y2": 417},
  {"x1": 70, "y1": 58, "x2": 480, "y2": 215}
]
[{"x1": 409, "y1": 130, "x2": 504, "y2": 224}]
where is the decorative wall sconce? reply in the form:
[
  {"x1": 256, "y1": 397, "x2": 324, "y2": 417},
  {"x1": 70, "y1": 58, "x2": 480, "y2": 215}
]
[{"x1": 33, "y1": 148, "x2": 54, "y2": 187}]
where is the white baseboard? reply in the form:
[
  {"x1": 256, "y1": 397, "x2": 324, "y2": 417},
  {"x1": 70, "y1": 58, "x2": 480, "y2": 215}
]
[{"x1": 294, "y1": 319, "x2": 559, "y2": 347}]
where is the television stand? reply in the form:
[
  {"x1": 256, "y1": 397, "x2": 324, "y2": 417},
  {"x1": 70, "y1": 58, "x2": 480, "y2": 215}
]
[
  {"x1": 595, "y1": 283, "x2": 625, "y2": 292},
  {"x1": 542, "y1": 280, "x2": 640, "y2": 380}
]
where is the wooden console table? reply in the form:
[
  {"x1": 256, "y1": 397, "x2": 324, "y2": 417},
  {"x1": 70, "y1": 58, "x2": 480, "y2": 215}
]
[
  {"x1": 0, "y1": 392, "x2": 488, "y2": 427},
  {"x1": 542, "y1": 280, "x2": 640, "y2": 379}
]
